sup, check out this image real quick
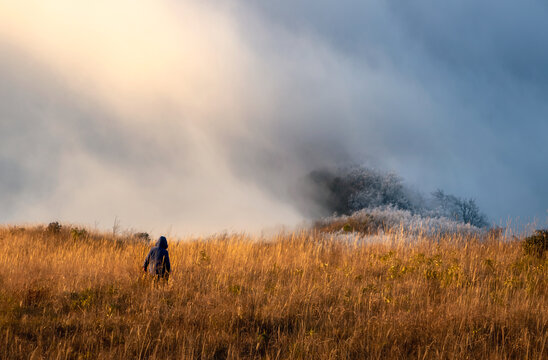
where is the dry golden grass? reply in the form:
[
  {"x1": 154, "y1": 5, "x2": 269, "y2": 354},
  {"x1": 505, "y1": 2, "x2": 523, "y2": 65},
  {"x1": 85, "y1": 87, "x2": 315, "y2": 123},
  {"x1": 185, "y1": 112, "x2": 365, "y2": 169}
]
[{"x1": 0, "y1": 225, "x2": 546, "y2": 359}]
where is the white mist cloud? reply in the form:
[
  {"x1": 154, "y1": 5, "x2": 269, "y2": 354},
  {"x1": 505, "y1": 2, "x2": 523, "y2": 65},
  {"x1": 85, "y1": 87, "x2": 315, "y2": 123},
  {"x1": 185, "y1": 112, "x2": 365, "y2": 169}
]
[{"x1": 0, "y1": 0, "x2": 306, "y2": 233}]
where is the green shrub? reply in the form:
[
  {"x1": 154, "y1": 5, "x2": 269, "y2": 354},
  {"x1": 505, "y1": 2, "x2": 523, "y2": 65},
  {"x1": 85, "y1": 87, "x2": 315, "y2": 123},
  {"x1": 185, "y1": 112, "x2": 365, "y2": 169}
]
[
  {"x1": 71, "y1": 227, "x2": 88, "y2": 241},
  {"x1": 522, "y1": 229, "x2": 548, "y2": 257}
]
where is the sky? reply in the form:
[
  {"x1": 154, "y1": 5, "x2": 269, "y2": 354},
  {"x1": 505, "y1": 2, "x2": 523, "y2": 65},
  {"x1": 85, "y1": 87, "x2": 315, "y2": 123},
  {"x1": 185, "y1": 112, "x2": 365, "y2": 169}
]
[{"x1": 0, "y1": 0, "x2": 547, "y2": 234}]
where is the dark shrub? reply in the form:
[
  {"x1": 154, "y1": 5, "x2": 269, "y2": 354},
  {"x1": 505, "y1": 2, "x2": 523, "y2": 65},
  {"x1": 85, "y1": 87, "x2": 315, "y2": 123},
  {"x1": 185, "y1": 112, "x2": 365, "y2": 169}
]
[
  {"x1": 522, "y1": 230, "x2": 548, "y2": 257},
  {"x1": 134, "y1": 232, "x2": 151, "y2": 242},
  {"x1": 46, "y1": 222, "x2": 62, "y2": 234}
]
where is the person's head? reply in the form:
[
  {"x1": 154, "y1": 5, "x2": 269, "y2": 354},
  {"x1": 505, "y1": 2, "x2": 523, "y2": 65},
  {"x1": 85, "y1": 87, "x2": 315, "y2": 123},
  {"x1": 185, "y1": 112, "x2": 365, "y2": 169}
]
[{"x1": 156, "y1": 236, "x2": 168, "y2": 249}]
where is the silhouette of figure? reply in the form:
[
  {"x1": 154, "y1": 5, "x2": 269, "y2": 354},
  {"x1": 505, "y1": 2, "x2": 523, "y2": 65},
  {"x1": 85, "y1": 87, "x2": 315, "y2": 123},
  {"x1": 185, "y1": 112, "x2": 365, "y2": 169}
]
[{"x1": 143, "y1": 236, "x2": 171, "y2": 280}]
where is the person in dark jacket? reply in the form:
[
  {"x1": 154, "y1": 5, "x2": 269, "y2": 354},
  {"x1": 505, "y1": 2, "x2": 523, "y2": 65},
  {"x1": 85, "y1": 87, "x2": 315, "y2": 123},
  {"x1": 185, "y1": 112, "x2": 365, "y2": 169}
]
[{"x1": 143, "y1": 236, "x2": 171, "y2": 280}]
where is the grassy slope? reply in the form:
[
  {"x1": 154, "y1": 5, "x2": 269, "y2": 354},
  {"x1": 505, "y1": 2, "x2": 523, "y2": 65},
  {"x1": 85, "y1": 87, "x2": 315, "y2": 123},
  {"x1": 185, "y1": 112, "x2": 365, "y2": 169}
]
[{"x1": 0, "y1": 225, "x2": 546, "y2": 359}]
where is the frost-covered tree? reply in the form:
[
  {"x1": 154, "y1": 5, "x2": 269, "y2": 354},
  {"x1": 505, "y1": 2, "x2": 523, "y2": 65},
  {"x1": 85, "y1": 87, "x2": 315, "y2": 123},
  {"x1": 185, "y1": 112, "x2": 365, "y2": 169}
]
[
  {"x1": 431, "y1": 189, "x2": 488, "y2": 228},
  {"x1": 346, "y1": 168, "x2": 414, "y2": 213},
  {"x1": 308, "y1": 166, "x2": 417, "y2": 215}
]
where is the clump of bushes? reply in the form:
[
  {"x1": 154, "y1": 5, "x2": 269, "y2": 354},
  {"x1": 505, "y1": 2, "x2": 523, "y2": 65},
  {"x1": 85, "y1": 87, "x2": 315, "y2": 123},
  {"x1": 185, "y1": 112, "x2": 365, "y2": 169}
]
[
  {"x1": 522, "y1": 229, "x2": 548, "y2": 257},
  {"x1": 315, "y1": 206, "x2": 482, "y2": 236},
  {"x1": 315, "y1": 213, "x2": 384, "y2": 234}
]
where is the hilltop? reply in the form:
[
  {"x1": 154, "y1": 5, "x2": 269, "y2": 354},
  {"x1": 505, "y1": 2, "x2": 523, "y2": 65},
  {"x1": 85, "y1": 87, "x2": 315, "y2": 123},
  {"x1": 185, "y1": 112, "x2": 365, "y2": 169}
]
[{"x1": 0, "y1": 223, "x2": 546, "y2": 359}]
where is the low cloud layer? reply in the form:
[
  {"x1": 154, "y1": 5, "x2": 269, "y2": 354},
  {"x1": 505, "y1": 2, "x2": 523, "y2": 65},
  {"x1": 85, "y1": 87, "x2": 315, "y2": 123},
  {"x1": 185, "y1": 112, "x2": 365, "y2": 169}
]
[{"x1": 1, "y1": 0, "x2": 547, "y2": 234}]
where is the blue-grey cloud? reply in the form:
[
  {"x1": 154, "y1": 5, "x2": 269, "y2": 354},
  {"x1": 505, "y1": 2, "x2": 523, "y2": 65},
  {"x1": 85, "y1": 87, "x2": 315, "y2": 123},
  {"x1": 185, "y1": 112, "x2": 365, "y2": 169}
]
[{"x1": 227, "y1": 0, "x2": 548, "y2": 224}]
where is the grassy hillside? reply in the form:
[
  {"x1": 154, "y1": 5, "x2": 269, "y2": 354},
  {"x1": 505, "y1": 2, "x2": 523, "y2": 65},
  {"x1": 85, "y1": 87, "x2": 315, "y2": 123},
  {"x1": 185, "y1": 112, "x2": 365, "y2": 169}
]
[{"x1": 0, "y1": 225, "x2": 546, "y2": 359}]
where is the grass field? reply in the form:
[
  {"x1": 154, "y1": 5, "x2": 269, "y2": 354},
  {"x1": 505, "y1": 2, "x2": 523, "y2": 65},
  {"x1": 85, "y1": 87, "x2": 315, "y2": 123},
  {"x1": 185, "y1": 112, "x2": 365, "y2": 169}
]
[{"x1": 0, "y1": 224, "x2": 546, "y2": 359}]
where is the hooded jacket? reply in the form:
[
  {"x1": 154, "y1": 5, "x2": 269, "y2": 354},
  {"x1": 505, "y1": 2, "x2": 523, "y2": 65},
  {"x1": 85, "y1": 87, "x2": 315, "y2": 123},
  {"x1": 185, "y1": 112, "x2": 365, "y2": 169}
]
[{"x1": 143, "y1": 236, "x2": 171, "y2": 278}]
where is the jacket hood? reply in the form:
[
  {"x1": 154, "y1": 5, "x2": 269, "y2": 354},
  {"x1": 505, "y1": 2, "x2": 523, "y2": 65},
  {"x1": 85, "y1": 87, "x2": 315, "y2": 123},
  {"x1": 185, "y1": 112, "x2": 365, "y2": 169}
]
[{"x1": 156, "y1": 236, "x2": 168, "y2": 249}]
